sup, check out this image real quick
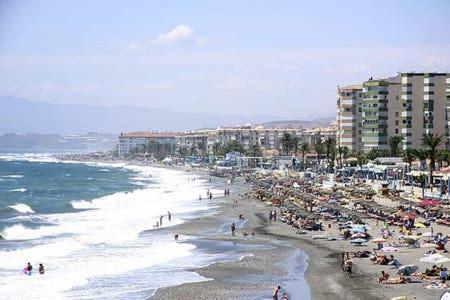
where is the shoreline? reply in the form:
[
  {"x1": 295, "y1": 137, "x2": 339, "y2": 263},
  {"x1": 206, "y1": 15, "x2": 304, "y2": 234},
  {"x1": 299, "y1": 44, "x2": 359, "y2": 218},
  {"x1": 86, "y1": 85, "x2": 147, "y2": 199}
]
[{"x1": 151, "y1": 176, "x2": 376, "y2": 300}]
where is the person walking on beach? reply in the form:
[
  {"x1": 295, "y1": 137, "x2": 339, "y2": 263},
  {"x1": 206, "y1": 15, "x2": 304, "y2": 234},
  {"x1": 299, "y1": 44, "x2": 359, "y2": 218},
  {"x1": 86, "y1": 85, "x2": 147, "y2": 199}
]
[
  {"x1": 272, "y1": 286, "x2": 281, "y2": 300},
  {"x1": 269, "y1": 211, "x2": 273, "y2": 221},
  {"x1": 168, "y1": 211, "x2": 171, "y2": 222},
  {"x1": 231, "y1": 223, "x2": 236, "y2": 237},
  {"x1": 160, "y1": 215, "x2": 163, "y2": 226},
  {"x1": 38, "y1": 264, "x2": 44, "y2": 275}
]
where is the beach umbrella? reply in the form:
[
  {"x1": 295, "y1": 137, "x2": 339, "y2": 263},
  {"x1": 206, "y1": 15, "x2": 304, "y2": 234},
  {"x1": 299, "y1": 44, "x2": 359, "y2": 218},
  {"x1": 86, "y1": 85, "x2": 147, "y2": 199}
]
[
  {"x1": 350, "y1": 238, "x2": 367, "y2": 245},
  {"x1": 351, "y1": 233, "x2": 366, "y2": 239},
  {"x1": 397, "y1": 264, "x2": 419, "y2": 276},
  {"x1": 420, "y1": 254, "x2": 450, "y2": 264},
  {"x1": 371, "y1": 237, "x2": 387, "y2": 243},
  {"x1": 381, "y1": 246, "x2": 399, "y2": 252}
]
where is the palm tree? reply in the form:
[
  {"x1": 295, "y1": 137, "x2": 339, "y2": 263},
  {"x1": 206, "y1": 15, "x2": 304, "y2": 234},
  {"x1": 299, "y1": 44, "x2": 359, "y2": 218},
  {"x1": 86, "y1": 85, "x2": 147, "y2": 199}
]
[
  {"x1": 337, "y1": 146, "x2": 344, "y2": 168},
  {"x1": 300, "y1": 142, "x2": 309, "y2": 170},
  {"x1": 292, "y1": 136, "x2": 300, "y2": 156},
  {"x1": 280, "y1": 132, "x2": 293, "y2": 155},
  {"x1": 388, "y1": 135, "x2": 404, "y2": 157},
  {"x1": 212, "y1": 142, "x2": 222, "y2": 156},
  {"x1": 313, "y1": 139, "x2": 324, "y2": 165},
  {"x1": 422, "y1": 133, "x2": 444, "y2": 190},
  {"x1": 324, "y1": 137, "x2": 336, "y2": 172},
  {"x1": 342, "y1": 146, "x2": 349, "y2": 167},
  {"x1": 402, "y1": 148, "x2": 416, "y2": 172},
  {"x1": 356, "y1": 151, "x2": 367, "y2": 170}
]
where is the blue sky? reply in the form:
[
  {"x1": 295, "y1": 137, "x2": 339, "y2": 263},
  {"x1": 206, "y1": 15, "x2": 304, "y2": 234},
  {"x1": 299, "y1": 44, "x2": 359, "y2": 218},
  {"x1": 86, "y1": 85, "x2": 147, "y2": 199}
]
[{"x1": 1, "y1": 0, "x2": 449, "y2": 119}]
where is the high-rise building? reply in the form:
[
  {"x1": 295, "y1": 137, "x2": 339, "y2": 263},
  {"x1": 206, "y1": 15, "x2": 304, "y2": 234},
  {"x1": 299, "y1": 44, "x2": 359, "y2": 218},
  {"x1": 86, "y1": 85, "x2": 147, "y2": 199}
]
[
  {"x1": 336, "y1": 85, "x2": 363, "y2": 153},
  {"x1": 361, "y1": 76, "x2": 401, "y2": 152},
  {"x1": 401, "y1": 72, "x2": 450, "y2": 149}
]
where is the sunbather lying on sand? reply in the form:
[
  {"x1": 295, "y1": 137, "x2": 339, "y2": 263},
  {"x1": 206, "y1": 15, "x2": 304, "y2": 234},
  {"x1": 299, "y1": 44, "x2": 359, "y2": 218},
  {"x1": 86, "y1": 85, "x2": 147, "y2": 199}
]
[{"x1": 385, "y1": 275, "x2": 406, "y2": 284}]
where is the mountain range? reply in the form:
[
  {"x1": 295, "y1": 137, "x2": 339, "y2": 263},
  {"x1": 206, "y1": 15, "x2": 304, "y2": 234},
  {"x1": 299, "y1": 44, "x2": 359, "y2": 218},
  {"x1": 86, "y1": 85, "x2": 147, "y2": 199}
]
[{"x1": 0, "y1": 96, "x2": 334, "y2": 134}]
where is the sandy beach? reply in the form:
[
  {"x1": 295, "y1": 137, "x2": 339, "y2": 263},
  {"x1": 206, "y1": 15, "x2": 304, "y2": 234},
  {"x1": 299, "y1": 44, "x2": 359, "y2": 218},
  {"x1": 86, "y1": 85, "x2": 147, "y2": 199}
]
[{"x1": 151, "y1": 175, "x2": 379, "y2": 300}]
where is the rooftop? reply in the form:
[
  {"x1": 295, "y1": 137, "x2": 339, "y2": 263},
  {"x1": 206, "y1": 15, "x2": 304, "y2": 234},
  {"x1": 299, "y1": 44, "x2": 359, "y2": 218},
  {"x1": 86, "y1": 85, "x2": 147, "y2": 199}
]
[{"x1": 119, "y1": 131, "x2": 177, "y2": 138}]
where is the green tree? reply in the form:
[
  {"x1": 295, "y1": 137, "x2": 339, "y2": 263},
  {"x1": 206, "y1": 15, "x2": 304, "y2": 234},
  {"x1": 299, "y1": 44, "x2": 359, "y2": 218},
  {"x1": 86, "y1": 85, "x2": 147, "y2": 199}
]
[
  {"x1": 300, "y1": 142, "x2": 309, "y2": 170},
  {"x1": 402, "y1": 148, "x2": 416, "y2": 172},
  {"x1": 292, "y1": 136, "x2": 300, "y2": 156},
  {"x1": 342, "y1": 146, "x2": 349, "y2": 167},
  {"x1": 313, "y1": 139, "x2": 324, "y2": 165},
  {"x1": 388, "y1": 135, "x2": 404, "y2": 157},
  {"x1": 422, "y1": 133, "x2": 444, "y2": 189},
  {"x1": 221, "y1": 140, "x2": 245, "y2": 155},
  {"x1": 366, "y1": 147, "x2": 380, "y2": 161},
  {"x1": 212, "y1": 142, "x2": 222, "y2": 156},
  {"x1": 324, "y1": 137, "x2": 336, "y2": 171},
  {"x1": 357, "y1": 151, "x2": 367, "y2": 170},
  {"x1": 280, "y1": 132, "x2": 294, "y2": 155},
  {"x1": 246, "y1": 144, "x2": 263, "y2": 157},
  {"x1": 337, "y1": 146, "x2": 344, "y2": 168}
]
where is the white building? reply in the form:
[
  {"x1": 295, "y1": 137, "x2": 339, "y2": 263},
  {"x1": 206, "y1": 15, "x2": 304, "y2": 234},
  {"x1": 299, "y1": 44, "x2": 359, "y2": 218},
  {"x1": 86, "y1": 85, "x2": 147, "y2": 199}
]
[{"x1": 117, "y1": 131, "x2": 177, "y2": 157}]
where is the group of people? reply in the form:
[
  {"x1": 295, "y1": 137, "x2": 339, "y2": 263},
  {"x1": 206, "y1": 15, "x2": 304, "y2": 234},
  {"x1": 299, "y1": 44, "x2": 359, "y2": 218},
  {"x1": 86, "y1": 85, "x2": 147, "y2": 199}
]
[
  {"x1": 154, "y1": 211, "x2": 171, "y2": 228},
  {"x1": 23, "y1": 262, "x2": 44, "y2": 275}
]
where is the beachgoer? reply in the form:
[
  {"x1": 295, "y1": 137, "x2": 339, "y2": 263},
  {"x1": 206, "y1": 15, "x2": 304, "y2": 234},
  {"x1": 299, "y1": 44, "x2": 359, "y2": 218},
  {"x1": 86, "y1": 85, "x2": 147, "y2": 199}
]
[
  {"x1": 379, "y1": 271, "x2": 389, "y2": 283},
  {"x1": 168, "y1": 211, "x2": 171, "y2": 222},
  {"x1": 269, "y1": 211, "x2": 273, "y2": 221},
  {"x1": 280, "y1": 293, "x2": 288, "y2": 300},
  {"x1": 344, "y1": 258, "x2": 353, "y2": 277},
  {"x1": 160, "y1": 215, "x2": 163, "y2": 226},
  {"x1": 209, "y1": 193, "x2": 213, "y2": 200},
  {"x1": 231, "y1": 223, "x2": 236, "y2": 237},
  {"x1": 273, "y1": 286, "x2": 281, "y2": 300},
  {"x1": 174, "y1": 234, "x2": 179, "y2": 241},
  {"x1": 27, "y1": 262, "x2": 32, "y2": 275},
  {"x1": 39, "y1": 264, "x2": 44, "y2": 275}
]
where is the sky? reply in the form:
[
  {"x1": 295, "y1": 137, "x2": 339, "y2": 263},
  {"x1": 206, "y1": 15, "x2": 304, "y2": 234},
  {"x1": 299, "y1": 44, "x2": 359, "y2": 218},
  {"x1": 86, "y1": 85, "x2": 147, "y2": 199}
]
[{"x1": 0, "y1": 0, "x2": 449, "y2": 120}]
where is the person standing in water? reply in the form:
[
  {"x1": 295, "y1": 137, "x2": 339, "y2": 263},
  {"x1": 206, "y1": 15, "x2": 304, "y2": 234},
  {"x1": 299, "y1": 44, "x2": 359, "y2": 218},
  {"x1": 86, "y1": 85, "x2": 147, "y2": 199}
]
[
  {"x1": 231, "y1": 223, "x2": 236, "y2": 236},
  {"x1": 273, "y1": 286, "x2": 281, "y2": 300},
  {"x1": 39, "y1": 264, "x2": 44, "y2": 274},
  {"x1": 168, "y1": 211, "x2": 171, "y2": 222},
  {"x1": 26, "y1": 262, "x2": 33, "y2": 275},
  {"x1": 160, "y1": 215, "x2": 163, "y2": 226}
]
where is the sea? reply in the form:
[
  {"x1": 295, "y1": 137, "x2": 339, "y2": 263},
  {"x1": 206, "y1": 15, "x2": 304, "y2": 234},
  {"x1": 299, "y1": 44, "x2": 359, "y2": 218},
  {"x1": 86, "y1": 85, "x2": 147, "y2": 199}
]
[{"x1": 0, "y1": 153, "x2": 248, "y2": 299}]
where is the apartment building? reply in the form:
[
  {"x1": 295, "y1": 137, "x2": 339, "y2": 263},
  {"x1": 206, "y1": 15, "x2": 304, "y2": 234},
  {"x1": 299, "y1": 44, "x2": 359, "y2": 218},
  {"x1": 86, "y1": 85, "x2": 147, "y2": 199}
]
[
  {"x1": 401, "y1": 72, "x2": 450, "y2": 149},
  {"x1": 336, "y1": 85, "x2": 363, "y2": 153},
  {"x1": 117, "y1": 131, "x2": 177, "y2": 157},
  {"x1": 362, "y1": 76, "x2": 401, "y2": 152}
]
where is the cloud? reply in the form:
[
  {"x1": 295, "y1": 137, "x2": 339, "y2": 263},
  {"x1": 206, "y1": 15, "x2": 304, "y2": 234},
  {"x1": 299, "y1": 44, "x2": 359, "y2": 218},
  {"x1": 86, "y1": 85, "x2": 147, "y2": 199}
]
[
  {"x1": 154, "y1": 24, "x2": 202, "y2": 45},
  {"x1": 125, "y1": 24, "x2": 203, "y2": 52}
]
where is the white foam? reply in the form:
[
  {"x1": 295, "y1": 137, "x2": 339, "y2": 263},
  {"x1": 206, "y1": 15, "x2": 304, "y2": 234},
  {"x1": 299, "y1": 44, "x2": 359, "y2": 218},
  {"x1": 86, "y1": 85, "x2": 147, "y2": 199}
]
[
  {"x1": 70, "y1": 200, "x2": 96, "y2": 209},
  {"x1": 7, "y1": 203, "x2": 35, "y2": 214},
  {"x1": 0, "y1": 166, "x2": 215, "y2": 298},
  {"x1": 9, "y1": 188, "x2": 27, "y2": 192},
  {"x1": 98, "y1": 169, "x2": 110, "y2": 172},
  {"x1": 2, "y1": 174, "x2": 24, "y2": 178}
]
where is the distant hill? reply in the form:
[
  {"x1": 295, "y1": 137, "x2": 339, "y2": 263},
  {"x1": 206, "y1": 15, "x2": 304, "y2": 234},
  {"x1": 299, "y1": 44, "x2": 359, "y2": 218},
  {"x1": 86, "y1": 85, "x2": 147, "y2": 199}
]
[
  {"x1": 259, "y1": 117, "x2": 335, "y2": 129},
  {"x1": 0, "y1": 96, "x2": 281, "y2": 134}
]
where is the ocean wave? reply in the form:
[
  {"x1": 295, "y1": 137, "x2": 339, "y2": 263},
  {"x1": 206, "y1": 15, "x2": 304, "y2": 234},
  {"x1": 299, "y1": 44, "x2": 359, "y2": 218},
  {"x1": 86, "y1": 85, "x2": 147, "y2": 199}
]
[
  {"x1": 70, "y1": 200, "x2": 97, "y2": 209},
  {"x1": 99, "y1": 169, "x2": 110, "y2": 172},
  {"x1": 7, "y1": 203, "x2": 35, "y2": 214},
  {"x1": 2, "y1": 174, "x2": 24, "y2": 178},
  {"x1": 9, "y1": 188, "x2": 27, "y2": 192}
]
